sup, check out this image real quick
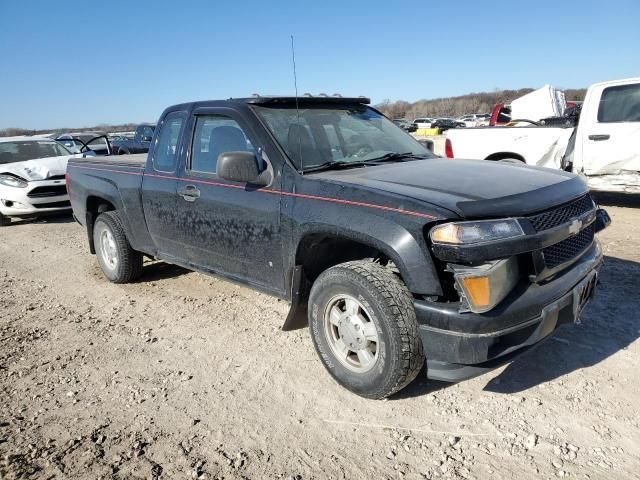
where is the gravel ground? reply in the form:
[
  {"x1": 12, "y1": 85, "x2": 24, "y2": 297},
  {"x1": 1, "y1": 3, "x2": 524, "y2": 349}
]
[{"x1": 1, "y1": 196, "x2": 639, "y2": 479}]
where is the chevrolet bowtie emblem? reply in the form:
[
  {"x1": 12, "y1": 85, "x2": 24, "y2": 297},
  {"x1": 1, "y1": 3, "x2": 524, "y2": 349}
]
[{"x1": 568, "y1": 218, "x2": 583, "y2": 235}]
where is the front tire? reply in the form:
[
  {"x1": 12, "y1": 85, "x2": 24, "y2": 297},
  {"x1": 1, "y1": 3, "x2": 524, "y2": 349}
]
[
  {"x1": 0, "y1": 213, "x2": 10, "y2": 226},
  {"x1": 93, "y1": 211, "x2": 143, "y2": 283},
  {"x1": 308, "y1": 261, "x2": 424, "y2": 399}
]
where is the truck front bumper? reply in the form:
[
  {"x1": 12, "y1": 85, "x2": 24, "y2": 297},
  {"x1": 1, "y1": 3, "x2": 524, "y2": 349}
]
[{"x1": 415, "y1": 240, "x2": 603, "y2": 382}]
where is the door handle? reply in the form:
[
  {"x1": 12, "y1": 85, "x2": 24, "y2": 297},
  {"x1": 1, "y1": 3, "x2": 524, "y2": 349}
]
[
  {"x1": 588, "y1": 134, "x2": 610, "y2": 141},
  {"x1": 178, "y1": 185, "x2": 200, "y2": 202}
]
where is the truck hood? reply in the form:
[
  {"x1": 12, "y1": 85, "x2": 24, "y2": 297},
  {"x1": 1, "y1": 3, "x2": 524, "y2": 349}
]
[
  {"x1": 311, "y1": 158, "x2": 588, "y2": 218},
  {"x1": 0, "y1": 155, "x2": 72, "y2": 181}
]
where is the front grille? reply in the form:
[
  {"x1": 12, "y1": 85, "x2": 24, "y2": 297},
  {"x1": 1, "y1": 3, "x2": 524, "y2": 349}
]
[
  {"x1": 528, "y1": 195, "x2": 594, "y2": 232},
  {"x1": 33, "y1": 200, "x2": 71, "y2": 209},
  {"x1": 542, "y1": 224, "x2": 595, "y2": 269},
  {"x1": 27, "y1": 185, "x2": 67, "y2": 198},
  {"x1": 47, "y1": 175, "x2": 66, "y2": 180}
]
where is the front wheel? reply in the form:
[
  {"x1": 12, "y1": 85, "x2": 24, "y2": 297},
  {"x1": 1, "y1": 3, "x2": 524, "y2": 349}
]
[
  {"x1": 0, "y1": 213, "x2": 10, "y2": 226},
  {"x1": 308, "y1": 261, "x2": 424, "y2": 399},
  {"x1": 93, "y1": 211, "x2": 143, "y2": 283}
]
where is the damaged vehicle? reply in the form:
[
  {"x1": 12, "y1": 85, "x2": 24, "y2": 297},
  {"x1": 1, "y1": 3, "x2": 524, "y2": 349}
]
[
  {"x1": 67, "y1": 95, "x2": 609, "y2": 398},
  {"x1": 0, "y1": 136, "x2": 77, "y2": 226},
  {"x1": 446, "y1": 77, "x2": 640, "y2": 194}
]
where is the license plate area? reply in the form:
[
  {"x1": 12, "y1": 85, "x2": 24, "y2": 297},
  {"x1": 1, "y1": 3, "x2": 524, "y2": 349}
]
[{"x1": 573, "y1": 271, "x2": 597, "y2": 324}]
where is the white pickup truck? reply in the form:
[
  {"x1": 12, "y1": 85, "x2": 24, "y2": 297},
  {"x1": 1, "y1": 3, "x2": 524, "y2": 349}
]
[{"x1": 445, "y1": 77, "x2": 640, "y2": 193}]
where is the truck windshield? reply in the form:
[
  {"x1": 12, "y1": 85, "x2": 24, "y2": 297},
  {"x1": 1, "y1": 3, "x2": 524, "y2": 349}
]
[
  {"x1": 253, "y1": 105, "x2": 432, "y2": 171},
  {"x1": 0, "y1": 140, "x2": 71, "y2": 164}
]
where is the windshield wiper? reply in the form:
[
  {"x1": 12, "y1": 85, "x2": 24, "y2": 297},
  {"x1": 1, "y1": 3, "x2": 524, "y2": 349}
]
[
  {"x1": 302, "y1": 153, "x2": 428, "y2": 173},
  {"x1": 361, "y1": 152, "x2": 428, "y2": 164},
  {"x1": 302, "y1": 160, "x2": 361, "y2": 173}
]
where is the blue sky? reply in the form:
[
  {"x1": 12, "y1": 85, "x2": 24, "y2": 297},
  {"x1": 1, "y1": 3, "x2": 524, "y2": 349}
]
[{"x1": 1, "y1": 0, "x2": 638, "y2": 129}]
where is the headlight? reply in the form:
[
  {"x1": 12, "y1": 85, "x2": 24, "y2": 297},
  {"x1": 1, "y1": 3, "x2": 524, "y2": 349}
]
[
  {"x1": 430, "y1": 219, "x2": 524, "y2": 245},
  {"x1": 0, "y1": 174, "x2": 28, "y2": 188},
  {"x1": 451, "y1": 257, "x2": 520, "y2": 313}
]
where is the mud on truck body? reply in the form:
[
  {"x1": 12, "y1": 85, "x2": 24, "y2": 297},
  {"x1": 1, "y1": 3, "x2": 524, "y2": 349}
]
[{"x1": 66, "y1": 95, "x2": 610, "y2": 398}]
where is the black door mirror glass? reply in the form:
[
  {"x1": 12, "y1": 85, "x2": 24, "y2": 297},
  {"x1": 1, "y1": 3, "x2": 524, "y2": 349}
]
[{"x1": 217, "y1": 151, "x2": 269, "y2": 186}]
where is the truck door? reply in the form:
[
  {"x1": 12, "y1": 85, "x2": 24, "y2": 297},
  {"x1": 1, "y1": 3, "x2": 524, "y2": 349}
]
[
  {"x1": 577, "y1": 80, "x2": 640, "y2": 178},
  {"x1": 141, "y1": 111, "x2": 188, "y2": 259},
  {"x1": 174, "y1": 109, "x2": 284, "y2": 294}
]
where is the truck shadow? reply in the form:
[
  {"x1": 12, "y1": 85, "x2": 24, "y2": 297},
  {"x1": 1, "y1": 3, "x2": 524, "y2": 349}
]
[
  {"x1": 483, "y1": 255, "x2": 639, "y2": 394},
  {"x1": 10, "y1": 212, "x2": 75, "y2": 226},
  {"x1": 137, "y1": 261, "x2": 190, "y2": 282},
  {"x1": 394, "y1": 255, "x2": 639, "y2": 399}
]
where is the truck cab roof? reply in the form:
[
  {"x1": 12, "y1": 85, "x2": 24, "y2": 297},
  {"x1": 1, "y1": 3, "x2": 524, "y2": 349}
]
[{"x1": 166, "y1": 95, "x2": 371, "y2": 112}]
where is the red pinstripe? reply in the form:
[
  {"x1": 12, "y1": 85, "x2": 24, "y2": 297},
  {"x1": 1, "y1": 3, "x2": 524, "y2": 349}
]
[{"x1": 68, "y1": 163, "x2": 437, "y2": 220}]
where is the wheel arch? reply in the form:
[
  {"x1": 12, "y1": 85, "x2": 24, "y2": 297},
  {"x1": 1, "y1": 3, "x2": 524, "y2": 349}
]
[
  {"x1": 282, "y1": 222, "x2": 442, "y2": 331},
  {"x1": 85, "y1": 195, "x2": 119, "y2": 254},
  {"x1": 485, "y1": 152, "x2": 526, "y2": 162}
]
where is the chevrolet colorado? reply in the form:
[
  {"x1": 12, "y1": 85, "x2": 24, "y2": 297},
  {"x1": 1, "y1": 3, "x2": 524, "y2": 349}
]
[{"x1": 66, "y1": 96, "x2": 610, "y2": 398}]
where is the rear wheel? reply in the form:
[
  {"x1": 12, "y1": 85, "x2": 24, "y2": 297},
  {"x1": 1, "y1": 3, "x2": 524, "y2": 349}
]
[
  {"x1": 93, "y1": 211, "x2": 143, "y2": 283},
  {"x1": 308, "y1": 261, "x2": 424, "y2": 399},
  {"x1": 0, "y1": 213, "x2": 10, "y2": 226}
]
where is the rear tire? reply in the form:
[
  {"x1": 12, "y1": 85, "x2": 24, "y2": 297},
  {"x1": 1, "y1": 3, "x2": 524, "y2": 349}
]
[
  {"x1": 308, "y1": 261, "x2": 424, "y2": 399},
  {"x1": 0, "y1": 213, "x2": 10, "y2": 226},
  {"x1": 93, "y1": 211, "x2": 143, "y2": 283}
]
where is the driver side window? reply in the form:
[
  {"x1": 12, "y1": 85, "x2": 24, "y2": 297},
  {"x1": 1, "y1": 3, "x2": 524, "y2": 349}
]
[{"x1": 190, "y1": 116, "x2": 255, "y2": 174}]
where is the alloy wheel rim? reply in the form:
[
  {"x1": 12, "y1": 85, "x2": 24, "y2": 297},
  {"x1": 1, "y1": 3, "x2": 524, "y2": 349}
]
[
  {"x1": 99, "y1": 228, "x2": 118, "y2": 270},
  {"x1": 323, "y1": 294, "x2": 379, "y2": 373}
]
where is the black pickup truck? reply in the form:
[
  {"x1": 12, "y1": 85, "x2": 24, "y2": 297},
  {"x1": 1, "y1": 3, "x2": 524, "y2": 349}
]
[
  {"x1": 110, "y1": 124, "x2": 156, "y2": 155},
  {"x1": 66, "y1": 96, "x2": 610, "y2": 399}
]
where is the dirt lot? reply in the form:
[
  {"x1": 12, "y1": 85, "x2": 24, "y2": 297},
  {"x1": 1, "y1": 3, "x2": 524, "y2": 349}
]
[{"x1": 1, "y1": 196, "x2": 639, "y2": 480}]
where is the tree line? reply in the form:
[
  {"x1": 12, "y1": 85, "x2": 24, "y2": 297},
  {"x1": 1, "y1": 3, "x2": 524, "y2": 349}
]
[
  {"x1": 375, "y1": 88, "x2": 587, "y2": 120},
  {"x1": 2, "y1": 87, "x2": 588, "y2": 136},
  {"x1": 0, "y1": 123, "x2": 144, "y2": 138}
]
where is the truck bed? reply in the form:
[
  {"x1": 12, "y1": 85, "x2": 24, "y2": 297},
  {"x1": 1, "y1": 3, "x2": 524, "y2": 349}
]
[{"x1": 73, "y1": 153, "x2": 147, "y2": 168}]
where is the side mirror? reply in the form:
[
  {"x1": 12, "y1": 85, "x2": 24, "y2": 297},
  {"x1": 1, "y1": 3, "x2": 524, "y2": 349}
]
[{"x1": 217, "y1": 151, "x2": 269, "y2": 186}]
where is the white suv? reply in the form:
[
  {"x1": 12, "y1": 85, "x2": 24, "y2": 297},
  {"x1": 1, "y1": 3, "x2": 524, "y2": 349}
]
[{"x1": 413, "y1": 117, "x2": 435, "y2": 128}]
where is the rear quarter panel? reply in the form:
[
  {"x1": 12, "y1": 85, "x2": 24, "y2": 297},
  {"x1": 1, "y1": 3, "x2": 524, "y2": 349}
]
[
  {"x1": 67, "y1": 159, "x2": 152, "y2": 253},
  {"x1": 446, "y1": 127, "x2": 573, "y2": 168}
]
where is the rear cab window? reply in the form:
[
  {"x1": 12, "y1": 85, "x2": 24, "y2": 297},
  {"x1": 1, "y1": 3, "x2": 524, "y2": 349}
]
[
  {"x1": 152, "y1": 112, "x2": 186, "y2": 172},
  {"x1": 597, "y1": 83, "x2": 640, "y2": 123}
]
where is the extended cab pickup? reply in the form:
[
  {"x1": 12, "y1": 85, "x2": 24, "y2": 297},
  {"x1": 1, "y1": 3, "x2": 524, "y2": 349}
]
[
  {"x1": 446, "y1": 77, "x2": 640, "y2": 194},
  {"x1": 67, "y1": 96, "x2": 610, "y2": 399}
]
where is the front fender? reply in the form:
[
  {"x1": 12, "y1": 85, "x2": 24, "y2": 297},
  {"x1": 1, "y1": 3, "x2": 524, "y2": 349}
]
[{"x1": 295, "y1": 215, "x2": 442, "y2": 296}]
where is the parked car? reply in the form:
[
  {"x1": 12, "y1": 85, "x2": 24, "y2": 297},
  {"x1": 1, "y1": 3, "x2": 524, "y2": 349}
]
[
  {"x1": 110, "y1": 124, "x2": 156, "y2": 155},
  {"x1": 0, "y1": 136, "x2": 77, "y2": 225},
  {"x1": 431, "y1": 118, "x2": 465, "y2": 132},
  {"x1": 56, "y1": 132, "x2": 111, "y2": 155},
  {"x1": 446, "y1": 77, "x2": 640, "y2": 194},
  {"x1": 67, "y1": 95, "x2": 609, "y2": 399},
  {"x1": 457, "y1": 114, "x2": 490, "y2": 127},
  {"x1": 413, "y1": 117, "x2": 435, "y2": 128},
  {"x1": 392, "y1": 118, "x2": 417, "y2": 133}
]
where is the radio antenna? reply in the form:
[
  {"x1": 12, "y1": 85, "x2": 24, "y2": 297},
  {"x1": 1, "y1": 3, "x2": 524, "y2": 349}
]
[{"x1": 291, "y1": 35, "x2": 303, "y2": 173}]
